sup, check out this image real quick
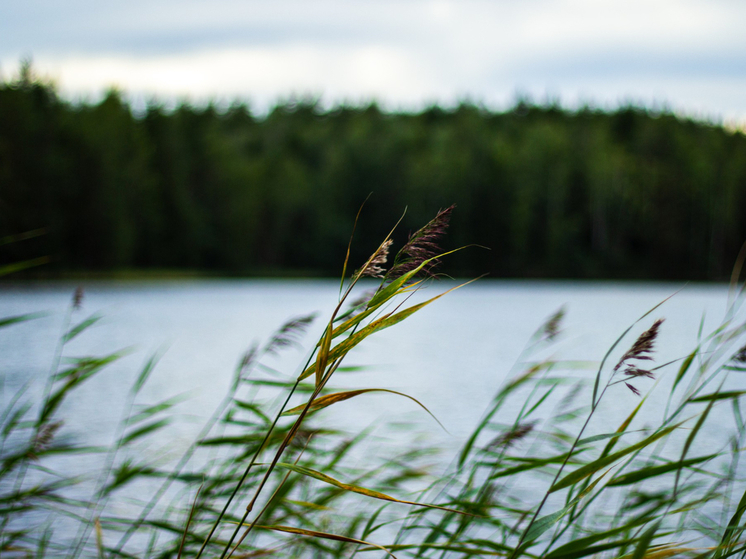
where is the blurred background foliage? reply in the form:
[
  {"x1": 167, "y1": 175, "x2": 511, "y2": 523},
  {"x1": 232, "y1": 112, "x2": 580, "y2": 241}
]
[{"x1": 2, "y1": 65, "x2": 746, "y2": 280}]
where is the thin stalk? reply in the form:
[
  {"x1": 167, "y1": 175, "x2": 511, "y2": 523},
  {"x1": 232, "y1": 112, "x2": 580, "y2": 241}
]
[
  {"x1": 195, "y1": 375, "x2": 303, "y2": 558},
  {"x1": 224, "y1": 357, "x2": 345, "y2": 558}
]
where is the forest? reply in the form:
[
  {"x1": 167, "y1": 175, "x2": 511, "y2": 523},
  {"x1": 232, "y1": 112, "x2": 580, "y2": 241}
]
[{"x1": 2, "y1": 66, "x2": 746, "y2": 280}]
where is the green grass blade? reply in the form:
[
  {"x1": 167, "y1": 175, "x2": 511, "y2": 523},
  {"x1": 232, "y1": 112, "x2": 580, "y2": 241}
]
[
  {"x1": 0, "y1": 312, "x2": 47, "y2": 329},
  {"x1": 254, "y1": 524, "x2": 397, "y2": 558},
  {"x1": 545, "y1": 517, "x2": 652, "y2": 558},
  {"x1": 132, "y1": 351, "x2": 163, "y2": 395},
  {"x1": 673, "y1": 348, "x2": 698, "y2": 391},
  {"x1": 0, "y1": 256, "x2": 50, "y2": 276},
  {"x1": 62, "y1": 314, "x2": 102, "y2": 343},
  {"x1": 120, "y1": 418, "x2": 171, "y2": 446},
  {"x1": 550, "y1": 423, "x2": 684, "y2": 493},
  {"x1": 607, "y1": 454, "x2": 719, "y2": 486},
  {"x1": 631, "y1": 521, "x2": 661, "y2": 559},
  {"x1": 714, "y1": 486, "x2": 746, "y2": 557},
  {"x1": 689, "y1": 391, "x2": 746, "y2": 403}
]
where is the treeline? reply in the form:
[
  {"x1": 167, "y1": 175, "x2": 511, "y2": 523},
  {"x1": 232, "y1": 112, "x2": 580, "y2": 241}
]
[{"x1": 2, "y1": 70, "x2": 746, "y2": 280}]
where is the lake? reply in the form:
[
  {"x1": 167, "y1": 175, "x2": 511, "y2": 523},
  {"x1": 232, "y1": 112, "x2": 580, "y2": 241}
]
[
  {"x1": 1, "y1": 279, "x2": 741, "y2": 443},
  {"x1": 1, "y1": 278, "x2": 744, "y2": 553}
]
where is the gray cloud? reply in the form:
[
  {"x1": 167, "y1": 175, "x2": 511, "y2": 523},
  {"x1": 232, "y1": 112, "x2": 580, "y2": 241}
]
[{"x1": 2, "y1": 0, "x2": 745, "y2": 123}]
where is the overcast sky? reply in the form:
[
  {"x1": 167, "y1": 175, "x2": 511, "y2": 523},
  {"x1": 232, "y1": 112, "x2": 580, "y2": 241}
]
[{"x1": 2, "y1": 0, "x2": 745, "y2": 124}]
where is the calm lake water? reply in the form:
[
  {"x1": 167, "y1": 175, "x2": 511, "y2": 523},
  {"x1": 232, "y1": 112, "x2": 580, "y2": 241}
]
[
  {"x1": 1, "y1": 278, "x2": 742, "y2": 445},
  {"x1": 2, "y1": 278, "x2": 745, "y2": 552}
]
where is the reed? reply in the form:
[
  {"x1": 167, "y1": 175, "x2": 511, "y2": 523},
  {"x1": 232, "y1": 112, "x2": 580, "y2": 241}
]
[{"x1": 1, "y1": 209, "x2": 746, "y2": 558}]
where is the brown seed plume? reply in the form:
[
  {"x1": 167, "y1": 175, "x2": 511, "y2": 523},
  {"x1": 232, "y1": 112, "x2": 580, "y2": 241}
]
[
  {"x1": 360, "y1": 239, "x2": 393, "y2": 279},
  {"x1": 264, "y1": 314, "x2": 317, "y2": 355},
  {"x1": 487, "y1": 422, "x2": 535, "y2": 451},
  {"x1": 73, "y1": 286, "x2": 84, "y2": 310},
  {"x1": 542, "y1": 306, "x2": 565, "y2": 342},
  {"x1": 625, "y1": 382, "x2": 641, "y2": 397},
  {"x1": 28, "y1": 421, "x2": 63, "y2": 460},
  {"x1": 388, "y1": 205, "x2": 455, "y2": 280},
  {"x1": 623, "y1": 367, "x2": 655, "y2": 379},
  {"x1": 614, "y1": 319, "x2": 664, "y2": 372}
]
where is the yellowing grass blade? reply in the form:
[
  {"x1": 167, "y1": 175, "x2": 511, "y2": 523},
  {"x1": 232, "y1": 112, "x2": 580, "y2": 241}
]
[
  {"x1": 273, "y1": 462, "x2": 471, "y2": 516},
  {"x1": 281, "y1": 388, "x2": 445, "y2": 429},
  {"x1": 315, "y1": 323, "x2": 333, "y2": 388},
  {"x1": 94, "y1": 518, "x2": 105, "y2": 559}
]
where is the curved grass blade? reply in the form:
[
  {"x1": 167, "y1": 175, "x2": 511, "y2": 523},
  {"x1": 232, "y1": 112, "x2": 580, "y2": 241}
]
[
  {"x1": 315, "y1": 323, "x2": 333, "y2": 388},
  {"x1": 673, "y1": 348, "x2": 698, "y2": 391},
  {"x1": 0, "y1": 256, "x2": 50, "y2": 276},
  {"x1": 125, "y1": 394, "x2": 189, "y2": 427},
  {"x1": 714, "y1": 485, "x2": 746, "y2": 557},
  {"x1": 0, "y1": 312, "x2": 47, "y2": 329},
  {"x1": 62, "y1": 314, "x2": 102, "y2": 343},
  {"x1": 488, "y1": 449, "x2": 589, "y2": 480},
  {"x1": 600, "y1": 397, "x2": 647, "y2": 458},
  {"x1": 631, "y1": 521, "x2": 661, "y2": 559},
  {"x1": 39, "y1": 350, "x2": 130, "y2": 426},
  {"x1": 608, "y1": 453, "x2": 719, "y2": 486},
  {"x1": 273, "y1": 463, "x2": 471, "y2": 516},
  {"x1": 120, "y1": 418, "x2": 170, "y2": 446},
  {"x1": 689, "y1": 391, "x2": 746, "y2": 403},
  {"x1": 545, "y1": 517, "x2": 654, "y2": 559},
  {"x1": 339, "y1": 195, "x2": 372, "y2": 295},
  {"x1": 253, "y1": 524, "x2": 397, "y2": 558},
  {"x1": 132, "y1": 350, "x2": 164, "y2": 396},
  {"x1": 281, "y1": 388, "x2": 446, "y2": 430},
  {"x1": 525, "y1": 471, "x2": 609, "y2": 545}
]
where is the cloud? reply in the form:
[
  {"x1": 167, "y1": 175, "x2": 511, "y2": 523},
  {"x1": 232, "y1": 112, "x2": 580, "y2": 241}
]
[
  {"x1": 2, "y1": 0, "x2": 745, "y2": 122},
  {"x1": 22, "y1": 45, "x2": 438, "y2": 109}
]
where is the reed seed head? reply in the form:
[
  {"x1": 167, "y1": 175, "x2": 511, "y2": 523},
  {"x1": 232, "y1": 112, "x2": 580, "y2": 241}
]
[
  {"x1": 29, "y1": 421, "x2": 63, "y2": 459},
  {"x1": 73, "y1": 286, "x2": 84, "y2": 310},
  {"x1": 265, "y1": 313, "x2": 317, "y2": 354},
  {"x1": 239, "y1": 343, "x2": 259, "y2": 378},
  {"x1": 487, "y1": 422, "x2": 535, "y2": 451},
  {"x1": 623, "y1": 367, "x2": 655, "y2": 379},
  {"x1": 388, "y1": 205, "x2": 455, "y2": 280},
  {"x1": 625, "y1": 382, "x2": 641, "y2": 397},
  {"x1": 360, "y1": 239, "x2": 393, "y2": 279},
  {"x1": 614, "y1": 318, "x2": 664, "y2": 372},
  {"x1": 542, "y1": 306, "x2": 565, "y2": 341}
]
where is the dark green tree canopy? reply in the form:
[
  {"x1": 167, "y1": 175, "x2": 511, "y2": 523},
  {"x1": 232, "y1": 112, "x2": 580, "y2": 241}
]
[{"x1": 1, "y1": 73, "x2": 745, "y2": 280}]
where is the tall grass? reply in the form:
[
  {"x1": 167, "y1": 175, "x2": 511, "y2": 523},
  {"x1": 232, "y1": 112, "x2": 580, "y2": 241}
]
[{"x1": 2, "y1": 209, "x2": 746, "y2": 558}]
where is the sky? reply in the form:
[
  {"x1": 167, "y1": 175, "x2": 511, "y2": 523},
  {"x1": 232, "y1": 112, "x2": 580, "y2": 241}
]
[{"x1": 2, "y1": 0, "x2": 746, "y2": 124}]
